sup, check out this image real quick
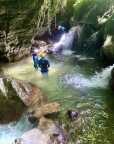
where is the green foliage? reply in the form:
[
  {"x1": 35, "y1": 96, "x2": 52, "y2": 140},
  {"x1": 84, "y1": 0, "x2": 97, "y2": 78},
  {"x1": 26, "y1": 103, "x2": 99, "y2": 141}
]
[
  {"x1": 0, "y1": 0, "x2": 43, "y2": 33},
  {"x1": 73, "y1": 0, "x2": 95, "y2": 22},
  {"x1": 36, "y1": 0, "x2": 68, "y2": 32}
]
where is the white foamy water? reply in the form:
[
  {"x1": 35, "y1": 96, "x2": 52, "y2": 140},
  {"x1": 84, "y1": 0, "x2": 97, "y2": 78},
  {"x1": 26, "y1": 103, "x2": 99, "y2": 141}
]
[
  {"x1": 0, "y1": 115, "x2": 33, "y2": 144},
  {"x1": 52, "y1": 27, "x2": 76, "y2": 53},
  {"x1": 64, "y1": 64, "x2": 114, "y2": 89}
]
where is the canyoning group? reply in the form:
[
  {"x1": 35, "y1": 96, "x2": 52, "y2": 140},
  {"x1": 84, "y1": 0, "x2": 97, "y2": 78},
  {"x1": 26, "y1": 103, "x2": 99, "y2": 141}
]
[{"x1": 31, "y1": 25, "x2": 66, "y2": 77}]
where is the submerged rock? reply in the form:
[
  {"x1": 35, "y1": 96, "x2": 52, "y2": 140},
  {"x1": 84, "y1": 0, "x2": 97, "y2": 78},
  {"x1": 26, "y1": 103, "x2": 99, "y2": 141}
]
[
  {"x1": 102, "y1": 36, "x2": 114, "y2": 63},
  {"x1": 0, "y1": 77, "x2": 46, "y2": 123}
]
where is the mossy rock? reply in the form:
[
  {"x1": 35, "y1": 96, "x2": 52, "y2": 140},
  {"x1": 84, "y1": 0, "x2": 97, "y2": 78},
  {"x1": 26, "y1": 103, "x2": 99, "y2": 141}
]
[{"x1": 103, "y1": 44, "x2": 114, "y2": 62}]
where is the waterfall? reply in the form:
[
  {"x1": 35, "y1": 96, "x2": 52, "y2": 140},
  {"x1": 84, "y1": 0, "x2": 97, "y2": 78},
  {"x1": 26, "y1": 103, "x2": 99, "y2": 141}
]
[
  {"x1": 52, "y1": 27, "x2": 77, "y2": 54},
  {"x1": 64, "y1": 64, "x2": 114, "y2": 89}
]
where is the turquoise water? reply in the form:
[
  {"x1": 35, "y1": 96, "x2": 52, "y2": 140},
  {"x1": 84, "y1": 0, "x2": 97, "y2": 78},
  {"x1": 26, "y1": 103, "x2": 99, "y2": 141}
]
[
  {"x1": 0, "y1": 114, "x2": 33, "y2": 144},
  {"x1": 1, "y1": 52, "x2": 114, "y2": 144}
]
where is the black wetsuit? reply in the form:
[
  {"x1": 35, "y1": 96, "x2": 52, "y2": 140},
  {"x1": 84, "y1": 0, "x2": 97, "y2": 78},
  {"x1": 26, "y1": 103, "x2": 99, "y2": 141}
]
[
  {"x1": 32, "y1": 53, "x2": 39, "y2": 69},
  {"x1": 38, "y1": 58, "x2": 50, "y2": 73}
]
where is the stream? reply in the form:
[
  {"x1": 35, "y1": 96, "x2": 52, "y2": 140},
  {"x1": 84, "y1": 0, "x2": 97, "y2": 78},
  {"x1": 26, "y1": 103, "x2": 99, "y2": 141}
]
[
  {"x1": 1, "y1": 29, "x2": 114, "y2": 143},
  {"x1": 1, "y1": 51, "x2": 114, "y2": 144}
]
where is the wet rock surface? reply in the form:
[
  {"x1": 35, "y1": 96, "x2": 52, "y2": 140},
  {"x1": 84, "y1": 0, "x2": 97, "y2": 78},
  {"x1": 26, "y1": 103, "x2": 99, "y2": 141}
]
[
  {"x1": 0, "y1": 27, "x2": 31, "y2": 62},
  {"x1": 0, "y1": 0, "x2": 44, "y2": 62},
  {"x1": 26, "y1": 102, "x2": 60, "y2": 125},
  {"x1": 0, "y1": 77, "x2": 25, "y2": 123},
  {"x1": 14, "y1": 117, "x2": 68, "y2": 144},
  {"x1": 0, "y1": 76, "x2": 62, "y2": 143},
  {"x1": 11, "y1": 79, "x2": 46, "y2": 107},
  {"x1": 38, "y1": 117, "x2": 68, "y2": 143},
  {"x1": 102, "y1": 37, "x2": 114, "y2": 64},
  {"x1": 32, "y1": 102, "x2": 60, "y2": 119},
  {"x1": 0, "y1": 77, "x2": 46, "y2": 123}
]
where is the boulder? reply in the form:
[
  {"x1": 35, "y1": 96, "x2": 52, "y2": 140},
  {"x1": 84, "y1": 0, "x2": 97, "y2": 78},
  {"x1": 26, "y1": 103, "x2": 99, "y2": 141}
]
[
  {"x1": 14, "y1": 128, "x2": 50, "y2": 144},
  {"x1": 14, "y1": 117, "x2": 68, "y2": 144},
  {"x1": 103, "y1": 44, "x2": 114, "y2": 62},
  {"x1": 38, "y1": 117, "x2": 68, "y2": 144},
  {"x1": 0, "y1": 77, "x2": 46, "y2": 123},
  {"x1": 0, "y1": 77, "x2": 25, "y2": 123},
  {"x1": 102, "y1": 35, "x2": 114, "y2": 63},
  {"x1": 11, "y1": 79, "x2": 46, "y2": 107},
  {"x1": 32, "y1": 102, "x2": 60, "y2": 119}
]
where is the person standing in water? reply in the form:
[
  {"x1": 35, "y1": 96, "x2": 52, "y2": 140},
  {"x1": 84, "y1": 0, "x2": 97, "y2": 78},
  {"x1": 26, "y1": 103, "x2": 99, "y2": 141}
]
[
  {"x1": 38, "y1": 56, "x2": 50, "y2": 77},
  {"x1": 32, "y1": 52, "x2": 39, "y2": 70}
]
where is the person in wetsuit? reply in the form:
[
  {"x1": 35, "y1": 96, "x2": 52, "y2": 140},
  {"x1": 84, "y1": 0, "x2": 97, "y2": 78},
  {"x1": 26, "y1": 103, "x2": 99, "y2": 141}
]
[
  {"x1": 38, "y1": 56, "x2": 50, "y2": 77},
  {"x1": 32, "y1": 52, "x2": 39, "y2": 70}
]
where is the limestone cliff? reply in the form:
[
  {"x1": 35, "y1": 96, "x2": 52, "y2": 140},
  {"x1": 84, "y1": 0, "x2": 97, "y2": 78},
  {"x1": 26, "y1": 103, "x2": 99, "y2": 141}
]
[{"x1": 0, "y1": 0, "x2": 43, "y2": 62}]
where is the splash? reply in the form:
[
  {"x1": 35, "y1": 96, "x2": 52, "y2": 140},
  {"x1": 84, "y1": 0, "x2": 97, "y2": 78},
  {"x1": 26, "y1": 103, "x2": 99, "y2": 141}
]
[{"x1": 64, "y1": 64, "x2": 114, "y2": 89}]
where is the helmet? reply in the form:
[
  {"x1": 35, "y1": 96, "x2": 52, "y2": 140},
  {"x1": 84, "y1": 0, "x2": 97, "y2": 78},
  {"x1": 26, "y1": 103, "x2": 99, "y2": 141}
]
[{"x1": 39, "y1": 50, "x2": 47, "y2": 58}]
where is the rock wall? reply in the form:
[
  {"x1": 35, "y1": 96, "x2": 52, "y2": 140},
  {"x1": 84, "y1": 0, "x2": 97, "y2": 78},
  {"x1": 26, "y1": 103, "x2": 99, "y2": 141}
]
[{"x1": 0, "y1": 0, "x2": 43, "y2": 62}]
